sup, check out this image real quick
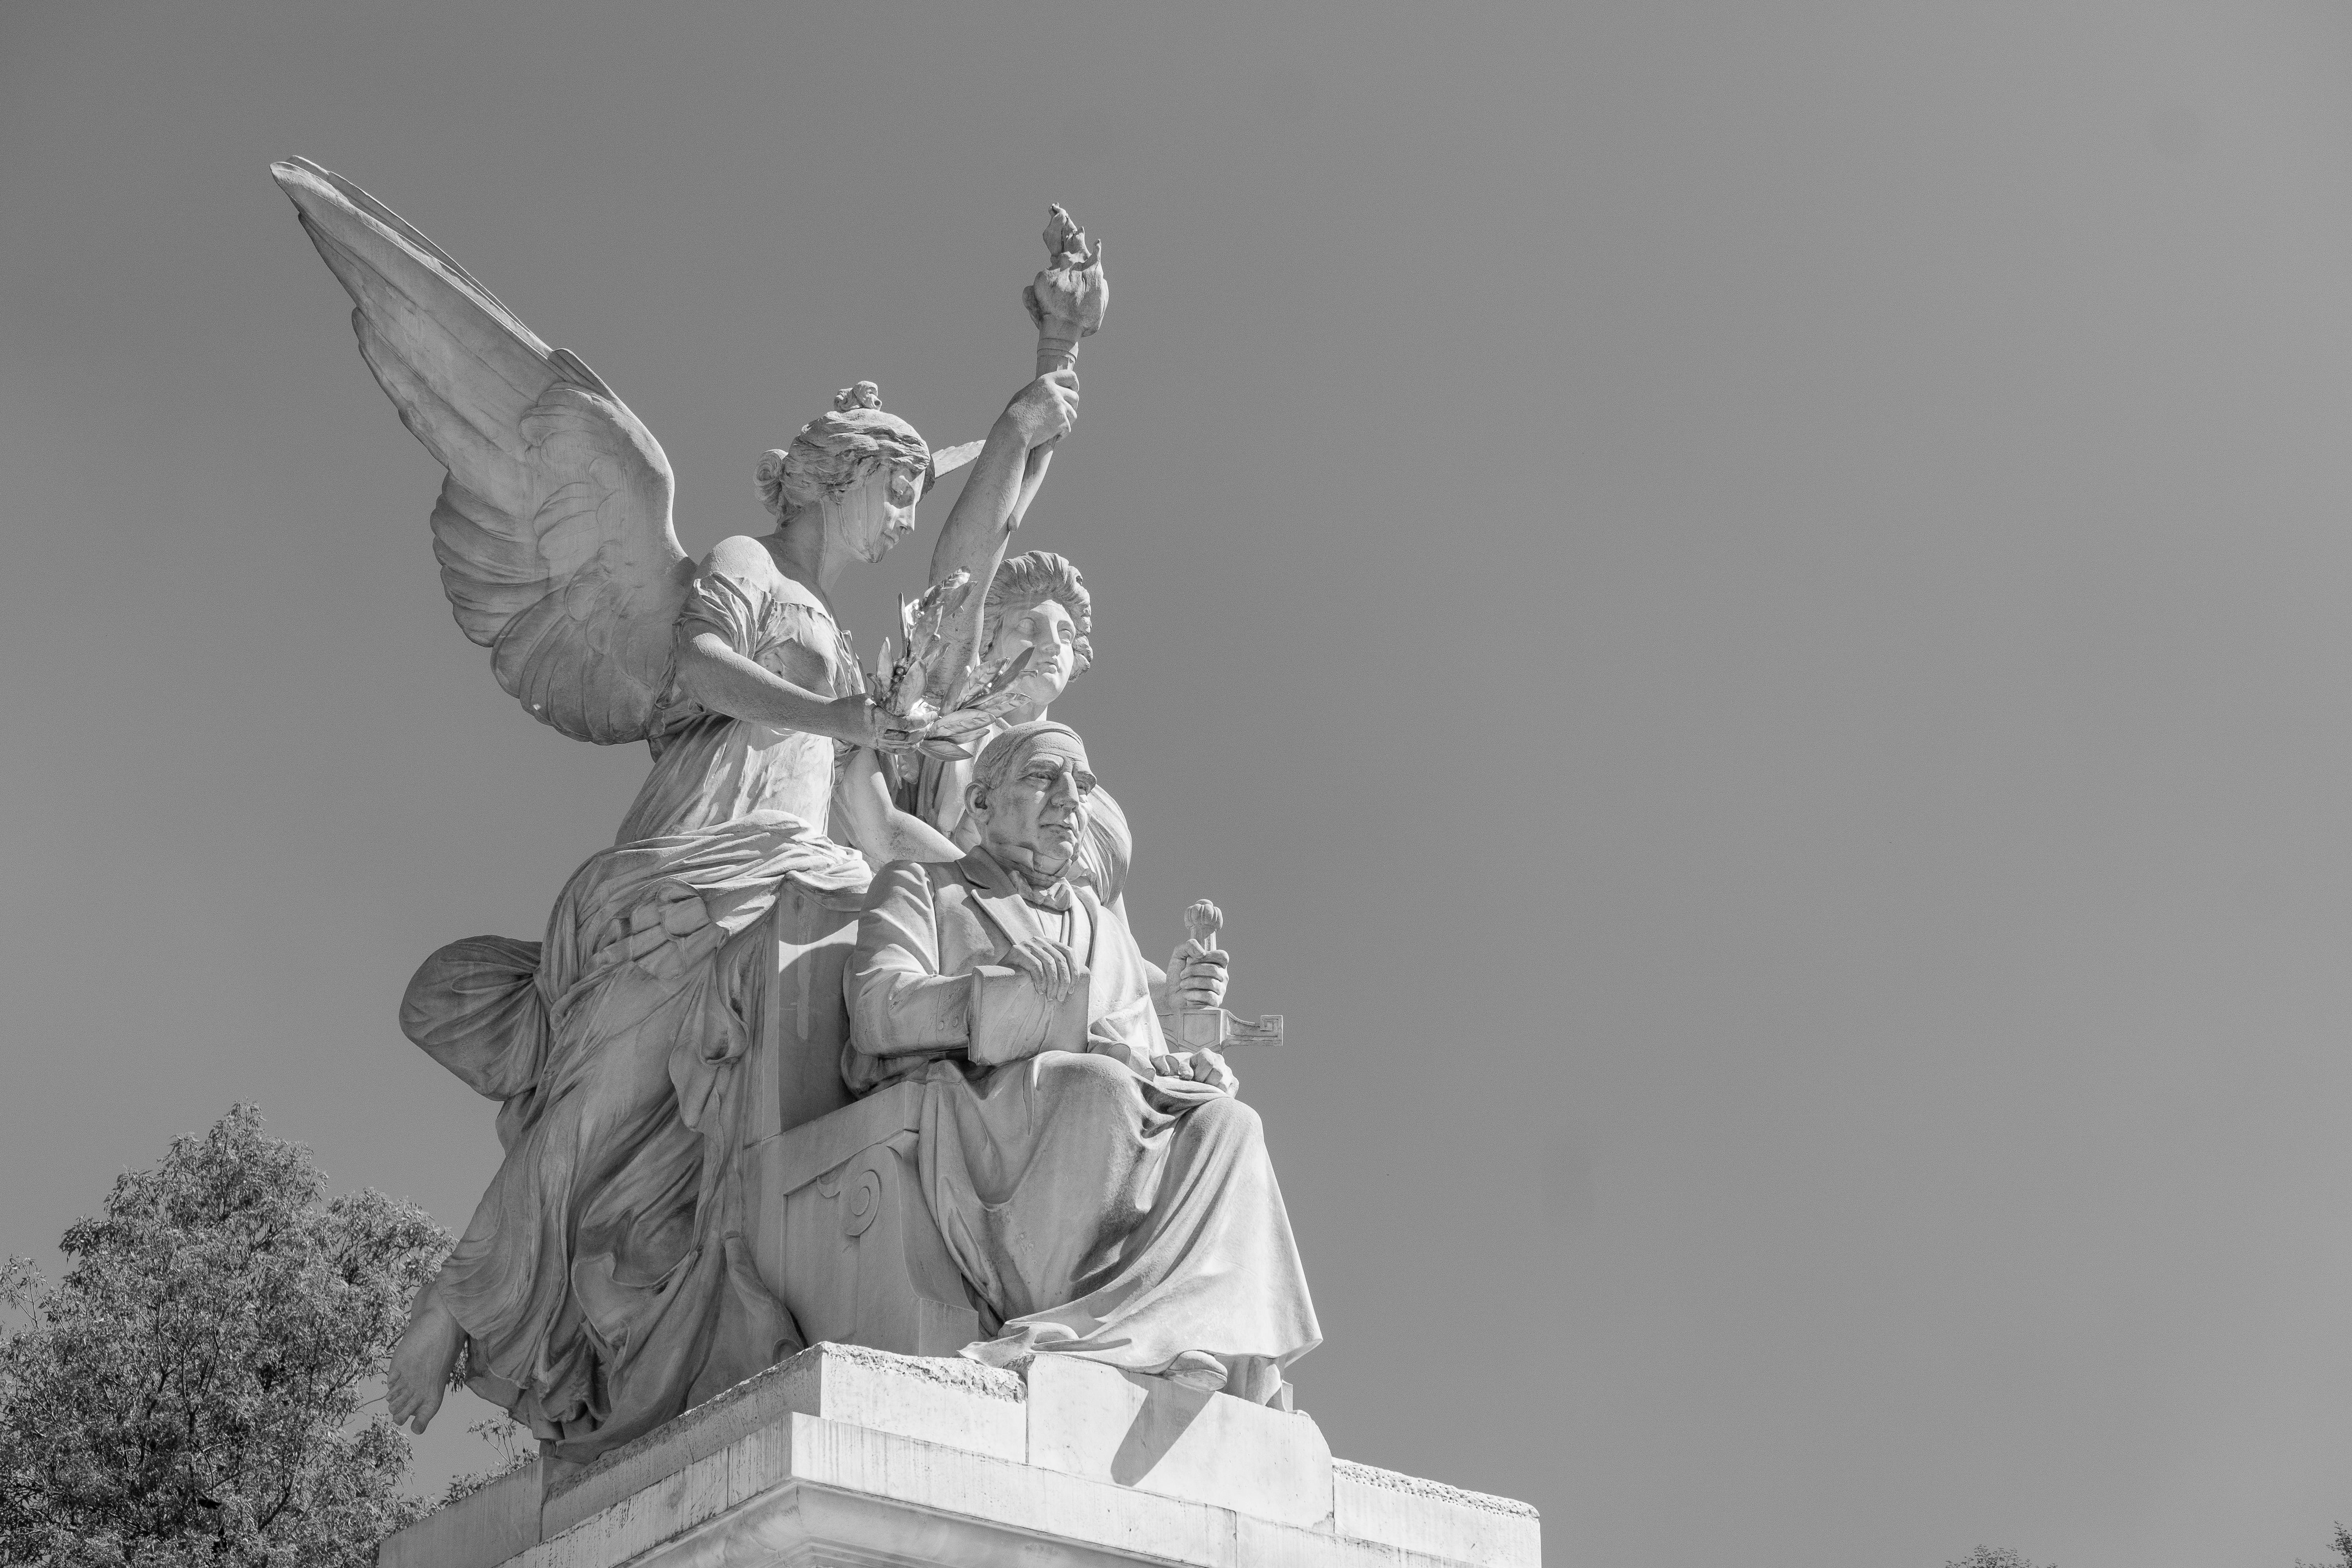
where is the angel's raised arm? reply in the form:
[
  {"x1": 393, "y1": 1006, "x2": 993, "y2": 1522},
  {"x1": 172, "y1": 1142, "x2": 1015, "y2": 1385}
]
[
  {"x1": 927, "y1": 372, "x2": 1082, "y2": 586},
  {"x1": 915, "y1": 370, "x2": 1083, "y2": 690},
  {"x1": 923, "y1": 207, "x2": 1106, "y2": 650},
  {"x1": 272, "y1": 158, "x2": 692, "y2": 746}
]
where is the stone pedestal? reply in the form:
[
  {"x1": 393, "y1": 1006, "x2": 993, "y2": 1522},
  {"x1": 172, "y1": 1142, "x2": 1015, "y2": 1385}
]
[{"x1": 384, "y1": 1343, "x2": 1540, "y2": 1568}]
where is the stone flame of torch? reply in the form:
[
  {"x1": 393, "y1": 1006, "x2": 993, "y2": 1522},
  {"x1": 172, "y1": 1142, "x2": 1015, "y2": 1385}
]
[{"x1": 1022, "y1": 205, "x2": 1106, "y2": 378}]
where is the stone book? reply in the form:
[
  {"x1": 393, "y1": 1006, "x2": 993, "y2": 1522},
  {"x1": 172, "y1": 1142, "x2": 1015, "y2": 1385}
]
[{"x1": 969, "y1": 964, "x2": 1091, "y2": 1065}]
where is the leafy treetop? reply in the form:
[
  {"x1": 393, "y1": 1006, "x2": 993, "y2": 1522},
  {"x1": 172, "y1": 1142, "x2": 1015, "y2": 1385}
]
[{"x1": 0, "y1": 1104, "x2": 451, "y2": 1568}]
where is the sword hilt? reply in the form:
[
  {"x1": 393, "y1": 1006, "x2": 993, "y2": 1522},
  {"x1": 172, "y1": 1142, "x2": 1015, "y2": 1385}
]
[{"x1": 1172, "y1": 900, "x2": 1285, "y2": 1048}]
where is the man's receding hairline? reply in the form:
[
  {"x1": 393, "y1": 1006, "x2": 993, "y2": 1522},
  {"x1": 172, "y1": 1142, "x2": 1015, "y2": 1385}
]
[{"x1": 972, "y1": 720, "x2": 1088, "y2": 797}]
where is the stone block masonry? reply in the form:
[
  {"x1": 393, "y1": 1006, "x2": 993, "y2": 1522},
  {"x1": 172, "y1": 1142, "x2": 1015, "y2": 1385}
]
[{"x1": 383, "y1": 1342, "x2": 1540, "y2": 1568}]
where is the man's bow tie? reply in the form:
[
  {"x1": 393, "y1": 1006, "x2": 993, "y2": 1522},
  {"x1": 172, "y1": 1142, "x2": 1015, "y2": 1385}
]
[
  {"x1": 1019, "y1": 879, "x2": 1075, "y2": 914},
  {"x1": 968, "y1": 846, "x2": 1077, "y2": 913}
]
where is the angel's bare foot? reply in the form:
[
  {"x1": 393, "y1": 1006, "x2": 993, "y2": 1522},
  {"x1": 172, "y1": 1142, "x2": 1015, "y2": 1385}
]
[{"x1": 387, "y1": 1285, "x2": 465, "y2": 1435}]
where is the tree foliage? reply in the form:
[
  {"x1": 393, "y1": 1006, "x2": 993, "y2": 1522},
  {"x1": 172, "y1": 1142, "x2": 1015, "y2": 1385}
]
[
  {"x1": 2295, "y1": 1523, "x2": 2352, "y2": 1568},
  {"x1": 0, "y1": 1105, "x2": 450, "y2": 1567}
]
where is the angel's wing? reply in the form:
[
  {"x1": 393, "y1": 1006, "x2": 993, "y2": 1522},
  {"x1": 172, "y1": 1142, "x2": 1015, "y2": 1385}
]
[{"x1": 272, "y1": 157, "x2": 692, "y2": 745}]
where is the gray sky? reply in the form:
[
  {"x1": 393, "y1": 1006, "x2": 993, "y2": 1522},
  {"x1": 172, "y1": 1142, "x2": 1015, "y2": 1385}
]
[{"x1": 6, "y1": 4, "x2": 2352, "y2": 1564}]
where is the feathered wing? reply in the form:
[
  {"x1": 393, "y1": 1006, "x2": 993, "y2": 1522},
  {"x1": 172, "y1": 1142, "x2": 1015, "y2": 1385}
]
[{"x1": 272, "y1": 157, "x2": 693, "y2": 744}]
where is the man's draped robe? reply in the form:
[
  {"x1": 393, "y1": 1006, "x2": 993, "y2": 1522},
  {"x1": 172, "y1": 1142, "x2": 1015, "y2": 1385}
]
[{"x1": 844, "y1": 849, "x2": 1320, "y2": 1403}]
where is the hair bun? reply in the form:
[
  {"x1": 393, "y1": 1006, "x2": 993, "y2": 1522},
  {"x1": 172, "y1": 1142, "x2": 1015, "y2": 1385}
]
[
  {"x1": 764, "y1": 384, "x2": 926, "y2": 514},
  {"x1": 754, "y1": 449, "x2": 791, "y2": 515}
]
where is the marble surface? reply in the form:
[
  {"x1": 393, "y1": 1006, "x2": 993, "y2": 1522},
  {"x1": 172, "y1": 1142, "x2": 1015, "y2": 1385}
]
[
  {"x1": 279, "y1": 169, "x2": 1513, "y2": 1566},
  {"x1": 378, "y1": 1343, "x2": 1540, "y2": 1568},
  {"x1": 842, "y1": 724, "x2": 1319, "y2": 1401},
  {"x1": 273, "y1": 158, "x2": 1101, "y2": 1459}
]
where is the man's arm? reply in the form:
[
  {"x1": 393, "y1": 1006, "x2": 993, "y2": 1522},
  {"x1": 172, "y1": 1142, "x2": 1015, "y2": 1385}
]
[
  {"x1": 845, "y1": 861, "x2": 1085, "y2": 1068},
  {"x1": 1145, "y1": 902, "x2": 1240, "y2": 1094},
  {"x1": 846, "y1": 862, "x2": 972, "y2": 1056}
]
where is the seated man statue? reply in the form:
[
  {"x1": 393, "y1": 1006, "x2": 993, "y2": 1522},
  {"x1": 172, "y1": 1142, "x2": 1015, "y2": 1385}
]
[{"x1": 843, "y1": 720, "x2": 1319, "y2": 1401}]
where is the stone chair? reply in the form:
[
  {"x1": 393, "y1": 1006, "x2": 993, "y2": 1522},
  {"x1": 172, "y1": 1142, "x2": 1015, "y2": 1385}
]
[{"x1": 741, "y1": 883, "x2": 986, "y2": 1359}]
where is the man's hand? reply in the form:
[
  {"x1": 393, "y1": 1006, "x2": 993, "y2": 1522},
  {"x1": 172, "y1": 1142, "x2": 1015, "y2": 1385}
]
[
  {"x1": 1001, "y1": 370, "x2": 1079, "y2": 450},
  {"x1": 1150, "y1": 1046, "x2": 1238, "y2": 1096},
  {"x1": 1002, "y1": 936, "x2": 1080, "y2": 1002},
  {"x1": 1165, "y1": 941, "x2": 1229, "y2": 1013}
]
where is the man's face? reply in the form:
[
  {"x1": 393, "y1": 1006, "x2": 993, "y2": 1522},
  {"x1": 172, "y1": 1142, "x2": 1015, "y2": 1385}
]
[{"x1": 971, "y1": 738, "x2": 1095, "y2": 876}]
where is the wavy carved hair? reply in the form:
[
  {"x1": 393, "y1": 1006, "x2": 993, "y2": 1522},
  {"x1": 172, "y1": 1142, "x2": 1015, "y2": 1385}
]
[
  {"x1": 756, "y1": 381, "x2": 929, "y2": 516},
  {"x1": 982, "y1": 551, "x2": 1095, "y2": 675}
]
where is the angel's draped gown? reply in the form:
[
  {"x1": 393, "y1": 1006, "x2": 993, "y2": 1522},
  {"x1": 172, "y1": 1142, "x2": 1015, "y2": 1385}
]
[{"x1": 401, "y1": 539, "x2": 869, "y2": 1461}]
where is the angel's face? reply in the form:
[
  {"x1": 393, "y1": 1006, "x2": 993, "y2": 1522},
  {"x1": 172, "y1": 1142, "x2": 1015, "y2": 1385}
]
[
  {"x1": 830, "y1": 462, "x2": 922, "y2": 564},
  {"x1": 985, "y1": 599, "x2": 1080, "y2": 712}
]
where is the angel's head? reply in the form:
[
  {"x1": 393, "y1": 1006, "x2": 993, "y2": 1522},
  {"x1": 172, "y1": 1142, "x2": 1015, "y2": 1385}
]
[
  {"x1": 980, "y1": 552, "x2": 1094, "y2": 718},
  {"x1": 757, "y1": 382, "x2": 930, "y2": 563}
]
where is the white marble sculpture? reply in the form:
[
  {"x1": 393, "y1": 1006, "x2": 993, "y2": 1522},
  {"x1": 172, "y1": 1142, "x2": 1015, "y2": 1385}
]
[
  {"x1": 845, "y1": 722, "x2": 1319, "y2": 1402},
  {"x1": 272, "y1": 156, "x2": 1089, "y2": 1455},
  {"x1": 902, "y1": 550, "x2": 1135, "y2": 884},
  {"x1": 274, "y1": 159, "x2": 1316, "y2": 1467}
]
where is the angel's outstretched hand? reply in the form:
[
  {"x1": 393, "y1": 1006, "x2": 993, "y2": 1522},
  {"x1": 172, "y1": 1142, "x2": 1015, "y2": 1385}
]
[
  {"x1": 826, "y1": 695, "x2": 910, "y2": 751},
  {"x1": 1002, "y1": 370, "x2": 1079, "y2": 450},
  {"x1": 898, "y1": 722, "x2": 984, "y2": 759}
]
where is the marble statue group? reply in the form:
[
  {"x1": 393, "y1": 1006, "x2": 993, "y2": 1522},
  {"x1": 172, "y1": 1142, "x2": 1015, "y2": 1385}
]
[{"x1": 271, "y1": 159, "x2": 1319, "y2": 1465}]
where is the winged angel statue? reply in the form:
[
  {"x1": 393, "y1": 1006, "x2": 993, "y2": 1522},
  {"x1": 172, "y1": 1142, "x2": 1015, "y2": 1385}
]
[{"x1": 270, "y1": 159, "x2": 1094, "y2": 1459}]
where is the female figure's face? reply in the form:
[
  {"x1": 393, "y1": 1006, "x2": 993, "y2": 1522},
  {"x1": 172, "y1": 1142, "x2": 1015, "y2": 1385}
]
[
  {"x1": 987, "y1": 598, "x2": 1079, "y2": 712},
  {"x1": 826, "y1": 462, "x2": 922, "y2": 564}
]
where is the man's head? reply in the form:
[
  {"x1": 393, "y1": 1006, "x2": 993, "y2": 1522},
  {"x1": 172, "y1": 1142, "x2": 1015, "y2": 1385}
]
[{"x1": 967, "y1": 721, "x2": 1096, "y2": 881}]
